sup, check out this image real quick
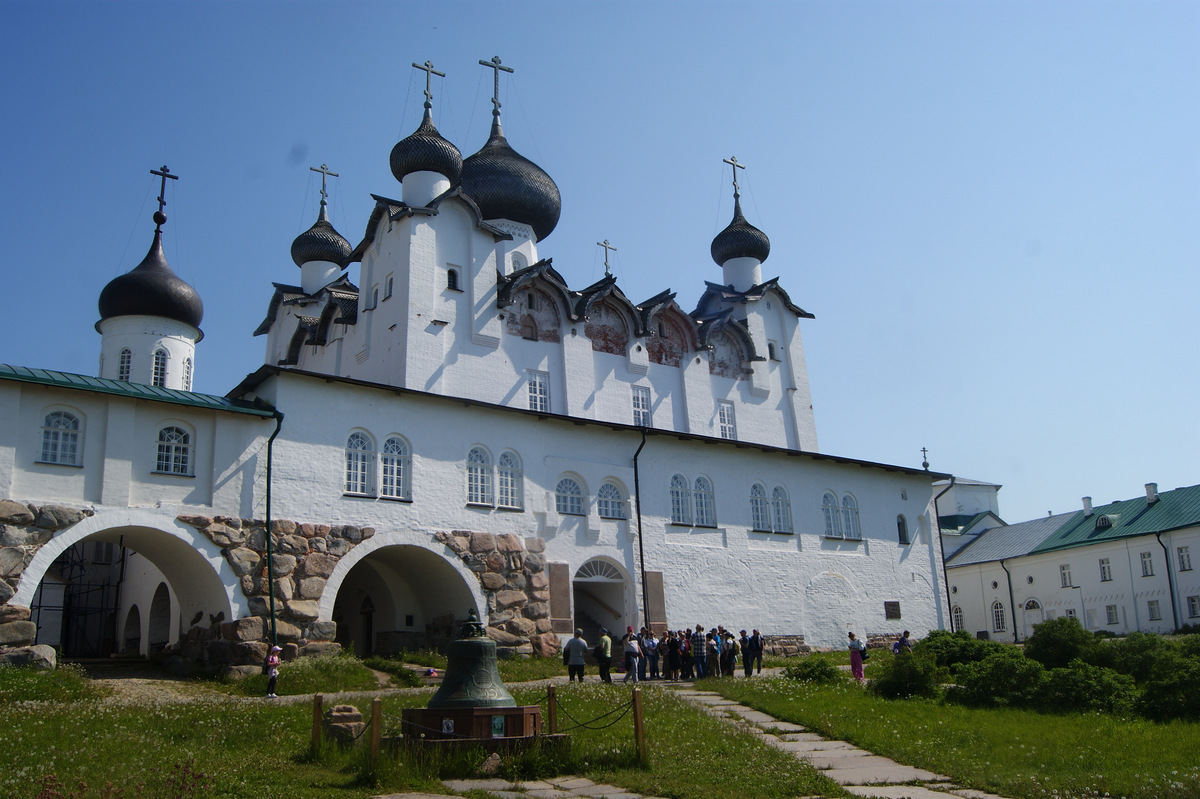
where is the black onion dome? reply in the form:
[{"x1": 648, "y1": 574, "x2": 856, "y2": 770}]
[
  {"x1": 98, "y1": 230, "x2": 204, "y2": 329},
  {"x1": 710, "y1": 197, "x2": 771, "y2": 266},
  {"x1": 290, "y1": 204, "x2": 352, "y2": 267},
  {"x1": 390, "y1": 108, "x2": 463, "y2": 185},
  {"x1": 461, "y1": 119, "x2": 561, "y2": 242}
]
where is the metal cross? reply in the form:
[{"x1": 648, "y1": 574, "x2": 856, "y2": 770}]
[
  {"x1": 411, "y1": 60, "x2": 445, "y2": 109},
  {"x1": 150, "y1": 165, "x2": 179, "y2": 230},
  {"x1": 310, "y1": 163, "x2": 338, "y2": 205},
  {"x1": 921, "y1": 447, "x2": 930, "y2": 471},
  {"x1": 597, "y1": 239, "x2": 617, "y2": 276},
  {"x1": 479, "y1": 55, "x2": 514, "y2": 118},
  {"x1": 723, "y1": 156, "x2": 746, "y2": 199}
]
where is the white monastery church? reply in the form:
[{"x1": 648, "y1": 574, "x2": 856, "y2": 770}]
[{"x1": 0, "y1": 60, "x2": 949, "y2": 670}]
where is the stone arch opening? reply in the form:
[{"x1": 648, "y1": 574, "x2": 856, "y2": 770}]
[
  {"x1": 15, "y1": 510, "x2": 240, "y2": 659},
  {"x1": 325, "y1": 543, "x2": 479, "y2": 657},
  {"x1": 122, "y1": 605, "x2": 142, "y2": 654},
  {"x1": 572, "y1": 558, "x2": 632, "y2": 641},
  {"x1": 148, "y1": 582, "x2": 171, "y2": 652}
]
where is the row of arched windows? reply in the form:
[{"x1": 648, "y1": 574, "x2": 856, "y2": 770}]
[
  {"x1": 114, "y1": 347, "x2": 191, "y2": 390},
  {"x1": 342, "y1": 435, "x2": 634, "y2": 519},
  {"x1": 821, "y1": 492, "x2": 862, "y2": 540},
  {"x1": 38, "y1": 409, "x2": 192, "y2": 475},
  {"x1": 344, "y1": 432, "x2": 412, "y2": 500}
]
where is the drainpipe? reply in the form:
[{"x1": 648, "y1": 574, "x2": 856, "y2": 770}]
[
  {"x1": 1155, "y1": 533, "x2": 1180, "y2": 631},
  {"x1": 933, "y1": 476, "x2": 956, "y2": 631},
  {"x1": 632, "y1": 430, "x2": 649, "y2": 631},
  {"x1": 999, "y1": 558, "x2": 1018, "y2": 643},
  {"x1": 264, "y1": 410, "x2": 284, "y2": 646}
]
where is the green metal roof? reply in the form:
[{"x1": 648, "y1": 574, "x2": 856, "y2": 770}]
[
  {"x1": 0, "y1": 364, "x2": 277, "y2": 418},
  {"x1": 1030, "y1": 483, "x2": 1200, "y2": 554}
]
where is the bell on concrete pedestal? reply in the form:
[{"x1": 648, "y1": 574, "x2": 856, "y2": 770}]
[{"x1": 427, "y1": 608, "x2": 516, "y2": 709}]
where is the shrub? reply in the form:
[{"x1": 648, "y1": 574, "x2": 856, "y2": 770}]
[
  {"x1": 1136, "y1": 652, "x2": 1200, "y2": 722},
  {"x1": 1037, "y1": 658, "x2": 1137, "y2": 715},
  {"x1": 948, "y1": 648, "x2": 1044, "y2": 708},
  {"x1": 1024, "y1": 616, "x2": 1096, "y2": 669},
  {"x1": 783, "y1": 654, "x2": 844, "y2": 684},
  {"x1": 1108, "y1": 631, "x2": 1177, "y2": 683},
  {"x1": 868, "y1": 651, "x2": 940, "y2": 699},
  {"x1": 913, "y1": 629, "x2": 1005, "y2": 669}
]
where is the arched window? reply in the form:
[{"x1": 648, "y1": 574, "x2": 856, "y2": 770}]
[
  {"x1": 750, "y1": 483, "x2": 771, "y2": 531},
  {"x1": 694, "y1": 476, "x2": 715, "y2": 527},
  {"x1": 497, "y1": 451, "x2": 523, "y2": 509},
  {"x1": 152, "y1": 349, "x2": 168, "y2": 387},
  {"x1": 952, "y1": 605, "x2": 964, "y2": 632},
  {"x1": 447, "y1": 269, "x2": 459, "y2": 291},
  {"x1": 40, "y1": 411, "x2": 81, "y2": 465},
  {"x1": 380, "y1": 436, "x2": 411, "y2": 500},
  {"x1": 344, "y1": 432, "x2": 374, "y2": 495},
  {"x1": 669, "y1": 474, "x2": 691, "y2": 525},
  {"x1": 156, "y1": 426, "x2": 192, "y2": 475},
  {"x1": 992, "y1": 600, "x2": 1007, "y2": 633},
  {"x1": 118, "y1": 348, "x2": 132, "y2": 382},
  {"x1": 466, "y1": 447, "x2": 493, "y2": 505},
  {"x1": 822, "y1": 492, "x2": 843, "y2": 538},
  {"x1": 771, "y1": 486, "x2": 793, "y2": 534},
  {"x1": 555, "y1": 477, "x2": 584, "y2": 516},
  {"x1": 841, "y1": 495, "x2": 861, "y2": 540},
  {"x1": 897, "y1": 515, "x2": 910, "y2": 545},
  {"x1": 182, "y1": 358, "x2": 193, "y2": 391},
  {"x1": 597, "y1": 482, "x2": 626, "y2": 520}
]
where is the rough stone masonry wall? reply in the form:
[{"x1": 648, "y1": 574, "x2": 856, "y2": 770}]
[
  {"x1": 433, "y1": 530, "x2": 560, "y2": 659},
  {"x1": 0, "y1": 499, "x2": 556, "y2": 669}
]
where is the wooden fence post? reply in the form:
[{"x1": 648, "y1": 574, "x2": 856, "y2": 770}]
[
  {"x1": 547, "y1": 684, "x2": 558, "y2": 734},
  {"x1": 371, "y1": 698, "x2": 382, "y2": 764},
  {"x1": 311, "y1": 694, "x2": 323, "y2": 753},
  {"x1": 632, "y1": 687, "x2": 646, "y2": 765}
]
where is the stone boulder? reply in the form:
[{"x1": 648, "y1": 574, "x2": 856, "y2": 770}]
[
  {"x1": 0, "y1": 604, "x2": 31, "y2": 624},
  {"x1": 323, "y1": 704, "x2": 366, "y2": 745},
  {"x1": 0, "y1": 620, "x2": 36, "y2": 647},
  {"x1": 0, "y1": 644, "x2": 56, "y2": 670},
  {"x1": 531, "y1": 632, "x2": 562, "y2": 659},
  {"x1": 0, "y1": 501, "x2": 35, "y2": 525}
]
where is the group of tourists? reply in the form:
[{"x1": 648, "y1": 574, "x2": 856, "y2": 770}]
[{"x1": 561, "y1": 623, "x2": 766, "y2": 683}]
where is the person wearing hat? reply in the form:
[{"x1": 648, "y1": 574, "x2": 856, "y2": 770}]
[{"x1": 264, "y1": 645, "x2": 282, "y2": 698}]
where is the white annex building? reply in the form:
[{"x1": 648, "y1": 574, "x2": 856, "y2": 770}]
[
  {"x1": 941, "y1": 480, "x2": 1200, "y2": 641},
  {"x1": 0, "y1": 61, "x2": 950, "y2": 670}
]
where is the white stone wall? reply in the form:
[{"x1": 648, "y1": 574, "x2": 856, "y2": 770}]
[{"x1": 253, "y1": 370, "x2": 944, "y2": 649}]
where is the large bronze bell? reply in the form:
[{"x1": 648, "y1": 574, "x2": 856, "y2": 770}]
[{"x1": 427, "y1": 608, "x2": 516, "y2": 709}]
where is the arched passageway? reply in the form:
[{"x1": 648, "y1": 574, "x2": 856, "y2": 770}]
[
  {"x1": 328, "y1": 544, "x2": 478, "y2": 656},
  {"x1": 17, "y1": 512, "x2": 238, "y2": 659}
]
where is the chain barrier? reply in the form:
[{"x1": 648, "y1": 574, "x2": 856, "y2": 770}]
[{"x1": 554, "y1": 696, "x2": 635, "y2": 732}]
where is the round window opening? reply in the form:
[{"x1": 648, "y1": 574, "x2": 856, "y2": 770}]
[
  {"x1": 1027, "y1": 575, "x2": 1034, "y2": 584},
  {"x1": 991, "y1": 580, "x2": 999, "y2": 590},
  {"x1": 951, "y1": 585, "x2": 958, "y2": 594}
]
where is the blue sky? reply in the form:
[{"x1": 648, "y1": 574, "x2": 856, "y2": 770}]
[{"x1": 2, "y1": 1, "x2": 1197, "y2": 524}]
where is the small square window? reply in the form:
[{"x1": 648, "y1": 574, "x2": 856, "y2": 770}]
[
  {"x1": 1105, "y1": 604, "x2": 1119, "y2": 625},
  {"x1": 1147, "y1": 600, "x2": 1162, "y2": 621}
]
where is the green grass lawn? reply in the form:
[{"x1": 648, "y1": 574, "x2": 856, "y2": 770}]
[
  {"x1": 711, "y1": 676, "x2": 1200, "y2": 799},
  {"x1": 1, "y1": 665, "x2": 842, "y2": 799}
]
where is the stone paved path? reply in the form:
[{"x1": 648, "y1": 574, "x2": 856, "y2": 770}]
[{"x1": 374, "y1": 682, "x2": 1012, "y2": 799}]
